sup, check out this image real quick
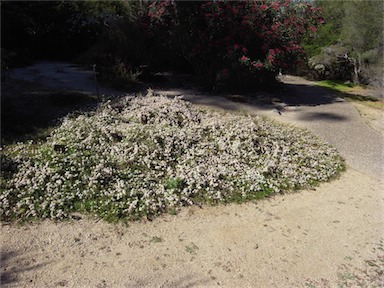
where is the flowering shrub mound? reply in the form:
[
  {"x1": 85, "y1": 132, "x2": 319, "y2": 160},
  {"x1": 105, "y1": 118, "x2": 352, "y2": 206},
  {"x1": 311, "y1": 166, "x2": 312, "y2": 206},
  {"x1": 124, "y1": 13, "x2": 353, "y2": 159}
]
[{"x1": 0, "y1": 93, "x2": 344, "y2": 222}]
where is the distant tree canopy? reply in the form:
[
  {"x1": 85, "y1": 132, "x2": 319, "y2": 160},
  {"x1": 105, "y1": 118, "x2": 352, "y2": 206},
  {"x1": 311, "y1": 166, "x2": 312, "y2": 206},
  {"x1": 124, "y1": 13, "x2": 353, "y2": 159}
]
[{"x1": 302, "y1": 0, "x2": 383, "y2": 87}]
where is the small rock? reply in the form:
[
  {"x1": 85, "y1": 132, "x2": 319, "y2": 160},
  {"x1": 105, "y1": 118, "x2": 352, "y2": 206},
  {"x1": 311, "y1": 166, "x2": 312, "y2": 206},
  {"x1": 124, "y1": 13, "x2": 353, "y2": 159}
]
[
  {"x1": 272, "y1": 108, "x2": 282, "y2": 115},
  {"x1": 55, "y1": 280, "x2": 68, "y2": 287},
  {"x1": 70, "y1": 214, "x2": 82, "y2": 221},
  {"x1": 53, "y1": 144, "x2": 66, "y2": 152}
]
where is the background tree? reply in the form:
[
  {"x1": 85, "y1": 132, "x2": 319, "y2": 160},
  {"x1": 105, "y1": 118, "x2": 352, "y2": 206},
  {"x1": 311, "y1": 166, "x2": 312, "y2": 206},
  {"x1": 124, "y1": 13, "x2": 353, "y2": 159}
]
[
  {"x1": 301, "y1": 0, "x2": 345, "y2": 58},
  {"x1": 341, "y1": 0, "x2": 383, "y2": 85},
  {"x1": 302, "y1": 0, "x2": 383, "y2": 87}
]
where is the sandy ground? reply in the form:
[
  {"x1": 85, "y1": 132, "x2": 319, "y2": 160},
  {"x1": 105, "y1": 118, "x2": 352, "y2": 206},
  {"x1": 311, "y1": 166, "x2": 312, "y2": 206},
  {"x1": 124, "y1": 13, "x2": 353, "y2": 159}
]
[{"x1": 1, "y1": 68, "x2": 383, "y2": 287}]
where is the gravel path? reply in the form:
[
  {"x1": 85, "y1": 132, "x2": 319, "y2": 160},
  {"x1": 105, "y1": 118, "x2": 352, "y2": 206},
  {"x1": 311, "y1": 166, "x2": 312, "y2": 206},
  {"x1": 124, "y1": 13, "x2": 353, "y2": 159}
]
[{"x1": 251, "y1": 76, "x2": 384, "y2": 180}]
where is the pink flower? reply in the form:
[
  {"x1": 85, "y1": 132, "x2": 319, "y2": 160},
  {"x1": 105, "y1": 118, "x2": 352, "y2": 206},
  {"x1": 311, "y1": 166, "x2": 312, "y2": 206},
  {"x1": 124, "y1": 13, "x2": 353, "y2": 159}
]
[
  {"x1": 260, "y1": 4, "x2": 268, "y2": 10},
  {"x1": 242, "y1": 47, "x2": 247, "y2": 53},
  {"x1": 271, "y1": 3, "x2": 279, "y2": 11},
  {"x1": 272, "y1": 22, "x2": 280, "y2": 31},
  {"x1": 240, "y1": 55, "x2": 249, "y2": 62},
  {"x1": 233, "y1": 43, "x2": 240, "y2": 49}
]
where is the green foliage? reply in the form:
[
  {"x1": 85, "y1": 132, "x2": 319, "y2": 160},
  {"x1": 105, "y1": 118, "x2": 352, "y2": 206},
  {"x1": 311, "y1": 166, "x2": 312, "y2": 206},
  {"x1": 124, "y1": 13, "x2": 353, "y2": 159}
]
[
  {"x1": 342, "y1": 1, "x2": 384, "y2": 87},
  {"x1": 301, "y1": 0, "x2": 345, "y2": 58},
  {"x1": 316, "y1": 80, "x2": 356, "y2": 91},
  {"x1": 164, "y1": 178, "x2": 184, "y2": 190},
  {"x1": 302, "y1": 0, "x2": 383, "y2": 87},
  {"x1": 307, "y1": 44, "x2": 354, "y2": 81},
  {"x1": 302, "y1": 23, "x2": 342, "y2": 58},
  {"x1": 341, "y1": 1, "x2": 383, "y2": 54},
  {"x1": 75, "y1": 3, "x2": 157, "y2": 89},
  {"x1": 315, "y1": 80, "x2": 382, "y2": 104}
]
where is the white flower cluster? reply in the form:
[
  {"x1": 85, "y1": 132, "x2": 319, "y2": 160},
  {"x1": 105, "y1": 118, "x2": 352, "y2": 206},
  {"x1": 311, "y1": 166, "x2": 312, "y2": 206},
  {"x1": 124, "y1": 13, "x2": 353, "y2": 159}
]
[{"x1": 0, "y1": 93, "x2": 344, "y2": 221}]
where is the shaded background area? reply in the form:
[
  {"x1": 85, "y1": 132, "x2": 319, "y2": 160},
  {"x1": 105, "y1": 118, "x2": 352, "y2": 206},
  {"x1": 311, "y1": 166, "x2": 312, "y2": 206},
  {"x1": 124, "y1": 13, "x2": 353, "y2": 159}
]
[
  {"x1": 1, "y1": 1, "x2": 131, "y2": 61},
  {"x1": 2, "y1": 1, "x2": 383, "y2": 92},
  {"x1": 1, "y1": 79, "x2": 97, "y2": 144}
]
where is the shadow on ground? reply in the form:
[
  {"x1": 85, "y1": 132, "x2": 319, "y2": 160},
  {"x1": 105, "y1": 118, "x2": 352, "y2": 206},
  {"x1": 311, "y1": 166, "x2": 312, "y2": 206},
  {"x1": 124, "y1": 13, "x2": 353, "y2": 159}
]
[
  {"x1": 298, "y1": 111, "x2": 348, "y2": 122},
  {"x1": 0, "y1": 248, "x2": 51, "y2": 286},
  {"x1": 153, "y1": 76, "x2": 349, "y2": 117},
  {"x1": 1, "y1": 79, "x2": 98, "y2": 144},
  {"x1": 277, "y1": 83, "x2": 341, "y2": 106},
  {"x1": 153, "y1": 74, "x2": 348, "y2": 106}
]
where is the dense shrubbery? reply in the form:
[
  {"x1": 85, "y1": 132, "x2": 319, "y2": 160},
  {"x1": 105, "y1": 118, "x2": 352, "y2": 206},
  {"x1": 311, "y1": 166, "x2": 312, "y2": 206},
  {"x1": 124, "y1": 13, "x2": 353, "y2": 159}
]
[
  {"x1": 1, "y1": 1, "x2": 324, "y2": 90},
  {"x1": 0, "y1": 93, "x2": 344, "y2": 222},
  {"x1": 146, "y1": 1, "x2": 323, "y2": 90},
  {"x1": 76, "y1": 17, "x2": 151, "y2": 89},
  {"x1": 307, "y1": 44, "x2": 354, "y2": 81},
  {"x1": 76, "y1": 1, "x2": 323, "y2": 91}
]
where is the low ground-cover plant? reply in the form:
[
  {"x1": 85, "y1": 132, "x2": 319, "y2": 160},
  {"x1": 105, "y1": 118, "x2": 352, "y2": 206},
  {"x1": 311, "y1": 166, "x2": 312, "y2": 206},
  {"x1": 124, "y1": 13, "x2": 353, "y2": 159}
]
[
  {"x1": 316, "y1": 79, "x2": 358, "y2": 93},
  {"x1": 0, "y1": 93, "x2": 344, "y2": 222}
]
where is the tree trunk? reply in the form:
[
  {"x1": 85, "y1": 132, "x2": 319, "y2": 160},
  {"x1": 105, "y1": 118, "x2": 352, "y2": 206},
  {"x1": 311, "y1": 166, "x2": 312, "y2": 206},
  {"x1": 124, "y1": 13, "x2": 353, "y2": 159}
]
[{"x1": 351, "y1": 52, "x2": 362, "y2": 85}]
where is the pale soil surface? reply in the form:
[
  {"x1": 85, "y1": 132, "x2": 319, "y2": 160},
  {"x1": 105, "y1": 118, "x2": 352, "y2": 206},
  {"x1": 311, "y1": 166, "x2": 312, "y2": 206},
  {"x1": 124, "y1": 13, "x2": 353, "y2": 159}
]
[
  {"x1": 351, "y1": 102, "x2": 384, "y2": 134},
  {"x1": 2, "y1": 68, "x2": 384, "y2": 287}
]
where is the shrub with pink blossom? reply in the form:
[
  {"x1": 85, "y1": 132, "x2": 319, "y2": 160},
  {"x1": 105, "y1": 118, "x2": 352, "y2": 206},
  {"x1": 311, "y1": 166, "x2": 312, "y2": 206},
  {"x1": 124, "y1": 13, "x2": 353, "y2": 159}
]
[{"x1": 147, "y1": 0, "x2": 323, "y2": 89}]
